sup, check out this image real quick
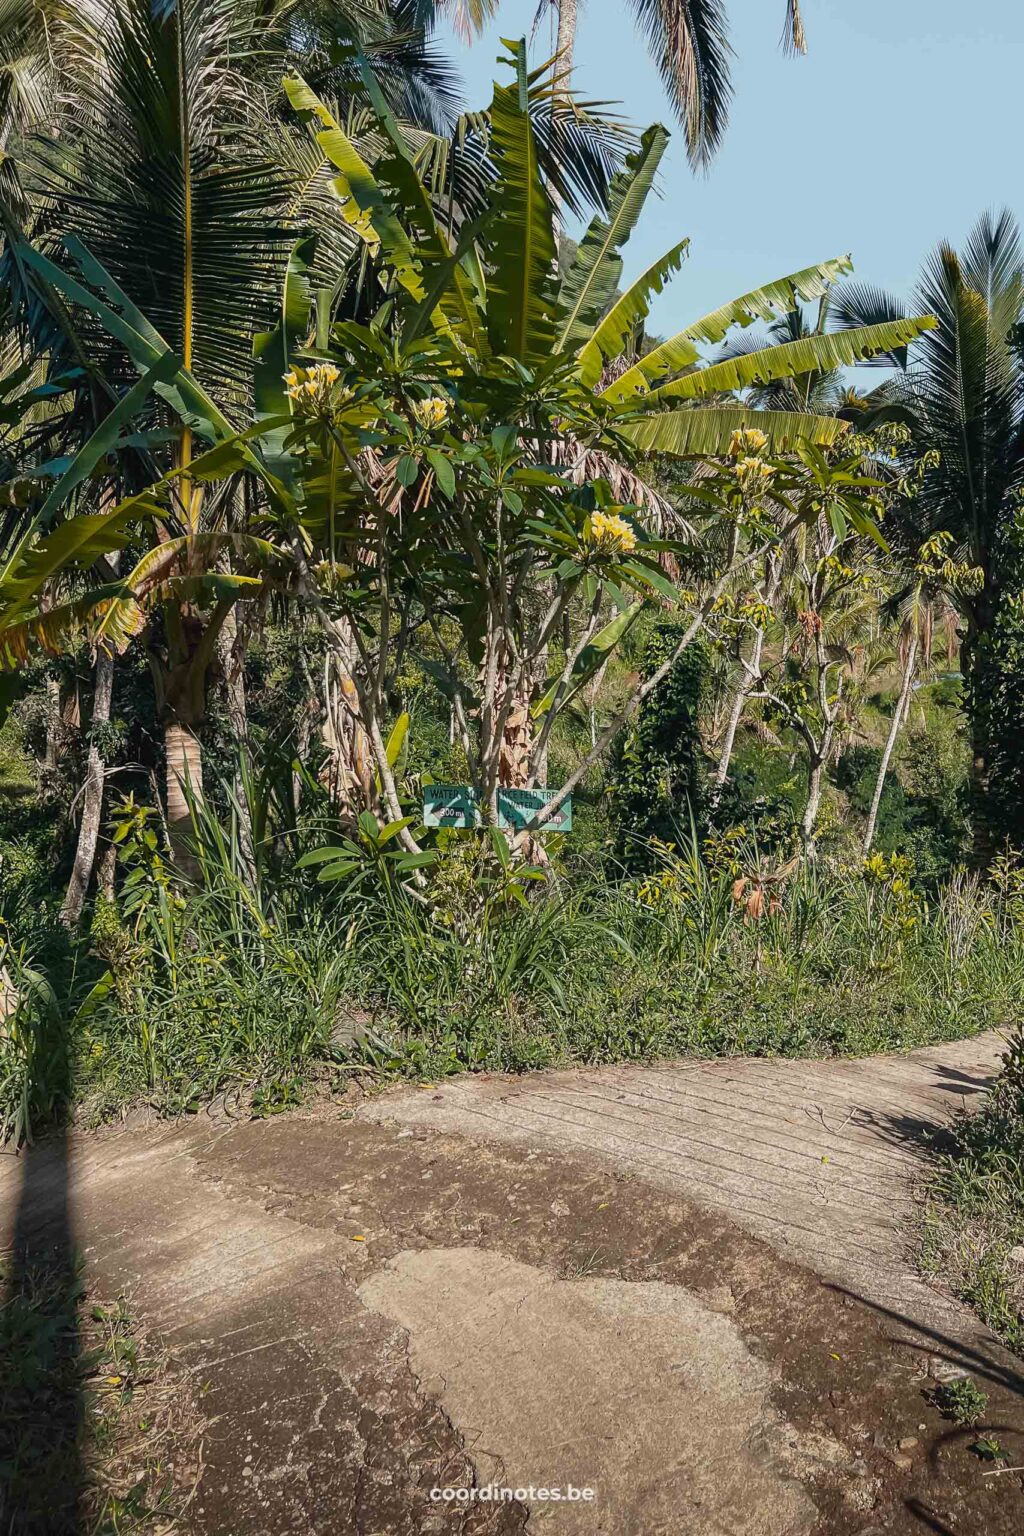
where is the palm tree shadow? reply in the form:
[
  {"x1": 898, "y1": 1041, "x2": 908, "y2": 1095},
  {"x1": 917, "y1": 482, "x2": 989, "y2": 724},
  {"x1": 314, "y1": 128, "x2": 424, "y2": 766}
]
[{"x1": 1, "y1": 1028, "x2": 82, "y2": 1533}]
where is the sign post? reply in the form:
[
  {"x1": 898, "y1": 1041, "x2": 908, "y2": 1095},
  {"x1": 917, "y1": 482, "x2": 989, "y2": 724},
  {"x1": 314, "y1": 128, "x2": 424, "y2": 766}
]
[{"x1": 422, "y1": 784, "x2": 571, "y2": 832}]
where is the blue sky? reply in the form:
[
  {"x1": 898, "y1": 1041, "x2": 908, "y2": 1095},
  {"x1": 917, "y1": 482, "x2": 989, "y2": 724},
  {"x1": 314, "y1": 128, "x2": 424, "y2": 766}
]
[{"x1": 435, "y1": 1, "x2": 1022, "y2": 343}]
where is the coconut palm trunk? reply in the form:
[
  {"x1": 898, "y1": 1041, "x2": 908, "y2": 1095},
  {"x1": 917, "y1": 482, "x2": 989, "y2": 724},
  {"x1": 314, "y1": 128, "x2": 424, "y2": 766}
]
[
  {"x1": 863, "y1": 630, "x2": 918, "y2": 854},
  {"x1": 61, "y1": 645, "x2": 115, "y2": 927},
  {"x1": 164, "y1": 719, "x2": 204, "y2": 854}
]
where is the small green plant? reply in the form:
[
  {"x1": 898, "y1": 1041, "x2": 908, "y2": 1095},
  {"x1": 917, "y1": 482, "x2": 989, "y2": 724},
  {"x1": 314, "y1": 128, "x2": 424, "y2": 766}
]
[
  {"x1": 250, "y1": 1075, "x2": 304, "y2": 1118},
  {"x1": 932, "y1": 1376, "x2": 988, "y2": 1427},
  {"x1": 970, "y1": 1435, "x2": 1005, "y2": 1462},
  {"x1": 0, "y1": 1253, "x2": 202, "y2": 1530}
]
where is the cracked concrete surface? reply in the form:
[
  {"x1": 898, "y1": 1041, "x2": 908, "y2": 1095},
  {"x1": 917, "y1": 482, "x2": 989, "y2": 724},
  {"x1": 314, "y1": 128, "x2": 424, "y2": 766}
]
[
  {"x1": 2, "y1": 1032, "x2": 1022, "y2": 1534},
  {"x1": 363, "y1": 1031, "x2": 1008, "y2": 1343}
]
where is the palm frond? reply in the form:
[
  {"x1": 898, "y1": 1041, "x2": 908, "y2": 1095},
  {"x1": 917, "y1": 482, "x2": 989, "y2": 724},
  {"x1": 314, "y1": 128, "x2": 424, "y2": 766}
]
[{"x1": 627, "y1": 0, "x2": 732, "y2": 169}]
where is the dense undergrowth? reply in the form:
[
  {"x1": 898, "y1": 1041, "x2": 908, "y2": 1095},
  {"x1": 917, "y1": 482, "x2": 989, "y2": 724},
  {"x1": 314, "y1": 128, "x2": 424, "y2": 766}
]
[{"x1": 2, "y1": 798, "x2": 1022, "y2": 1139}]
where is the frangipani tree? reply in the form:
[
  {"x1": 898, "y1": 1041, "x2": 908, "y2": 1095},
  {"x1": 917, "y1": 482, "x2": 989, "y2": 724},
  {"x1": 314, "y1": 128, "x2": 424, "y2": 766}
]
[
  {"x1": 862, "y1": 531, "x2": 982, "y2": 854},
  {"x1": 268, "y1": 42, "x2": 930, "y2": 837}
]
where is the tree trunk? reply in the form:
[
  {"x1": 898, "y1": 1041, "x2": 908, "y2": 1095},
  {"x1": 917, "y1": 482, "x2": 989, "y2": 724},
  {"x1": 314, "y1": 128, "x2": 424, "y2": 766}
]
[
  {"x1": 97, "y1": 840, "x2": 117, "y2": 902},
  {"x1": 801, "y1": 757, "x2": 824, "y2": 855},
  {"x1": 216, "y1": 602, "x2": 255, "y2": 878},
  {"x1": 863, "y1": 632, "x2": 918, "y2": 854},
  {"x1": 715, "y1": 629, "x2": 765, "y2": 788},
  {"x1": 61, "y1": 647, "x2": 115, "y2": 928},
  {"x1": 556, "y1": 0, "x2": 578, "y2": 74},
  {"x1": 320, "y1": 620, "x2": 374, "y2": 824},
  {"x1": 164, "y1": 720, "x2": 203, "y2": 877},
  {"x1": 550, "y1": 0, "x2": 578, "y2": 240}
]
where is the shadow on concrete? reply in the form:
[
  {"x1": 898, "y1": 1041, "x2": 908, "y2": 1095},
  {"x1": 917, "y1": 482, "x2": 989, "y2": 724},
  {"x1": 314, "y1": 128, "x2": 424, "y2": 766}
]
[
  {"x1": 1, "y1": 1031, "x2": 82, "y2": 1533},
  {"x1": 927, "y1": 1061, "x2": 1002, "y2": 1097}
]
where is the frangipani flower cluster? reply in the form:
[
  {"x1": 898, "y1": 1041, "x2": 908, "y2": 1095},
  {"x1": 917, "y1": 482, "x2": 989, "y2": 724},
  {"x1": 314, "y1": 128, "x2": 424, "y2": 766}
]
[
  {"x1": 412, "y1": 396, "x2": 449, "y2": 431},
  {"x1": 728, "y1": 427, "x2": 769, "y2": 459},
  {"x1": 284, "y1": 363, "x2": 345, "y2": 414},
  {"x1": 733, "y1": 456, "x2": 777, "y2": 493},
  {"x1": 588, "y1": 510, "x2": 637, "y2": 555}
]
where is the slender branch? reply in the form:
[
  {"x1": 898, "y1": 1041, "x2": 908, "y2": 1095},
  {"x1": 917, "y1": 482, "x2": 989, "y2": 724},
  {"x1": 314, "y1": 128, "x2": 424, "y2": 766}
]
[{"x1": 525, "y1": 541, "x2": 773, "y2": 832}]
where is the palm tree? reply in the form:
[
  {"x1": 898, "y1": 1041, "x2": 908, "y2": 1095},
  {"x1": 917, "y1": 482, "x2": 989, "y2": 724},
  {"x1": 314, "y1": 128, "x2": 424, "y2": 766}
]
[
  {"x1": 834, "y1": 211, "x2": 1024, "y2": 857},
  {"x1": 2, "y1": 0, "x2": 616, "y2": 867},
  {"x1": 430, "y1": 0, "x2": 807, "y2": 166}
]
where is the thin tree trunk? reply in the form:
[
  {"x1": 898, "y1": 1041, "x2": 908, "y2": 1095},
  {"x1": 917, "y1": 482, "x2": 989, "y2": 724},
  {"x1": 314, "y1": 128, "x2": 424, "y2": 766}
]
[
  {"x1": 216, "y1": 601, "x2": 255, "y2": 878},
  {"x1": 863, "y1": 632, "x2": 918, "y2": 854},
  {"x1": 61, "y1": 647, "x2": 115, "y2": 928},
  {"x1": 550, "y1": 0, "x2": 578, "y2": 239},
  {"x1": 556, "y1": 0, "x2": 577, "y2": 76},
  {"x1": 801, "y1": 757, "x2": 824, "y2": 854},
  {"x1": 715, "y1": 628, "x2": 765, "y2": 788},
  {"x1": 321, "y1": 618, "x2": 374, "y2": 823},
  {"x1": 97, "y1": 840, "x2": 117, "y2": 902}
]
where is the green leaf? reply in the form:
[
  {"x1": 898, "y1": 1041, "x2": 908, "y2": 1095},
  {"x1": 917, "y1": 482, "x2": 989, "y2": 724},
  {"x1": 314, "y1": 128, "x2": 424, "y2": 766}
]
[
  {"x1": 557, "y1": 124, "x2": 669, "y2": 351},
  {"x1": 358, "y1": 810, "x2": 381, "y2": 840},
  {"x1": 377, "y1": 815, "x2": 415, "y2": 846},
  {"x1": 683, "y1": 257, "x2": 855, "y2": 346},
  {"x1": 605, "y1": 255, "x2": 860, "y2": 403},
  {"x1": 488, "y1": 826, "x2": 511, "y2": 869},
  {"x1": 317, "y1": 861, "x2": 360, "y2": 882},
  {"x1": 385, "y1": 711, "x2": 411, "y2": 770},
  {"x1": 36, "y1": 354, "x2": 181, "y2": 531},
  {"x1": 252, "y1": 235, "x2": 316, "y2": 477},
  {"x1": 425, "y1": 449, "x2": 456, "y2": 499},
  {"x1": 396, "y1": 454, "x2": 419, "y2": 486},
  {"x1": 642, "y1": 317, "x2": 937, "y2": 404},
  {"x1": 283, "y1": 75, "x2": 427, "y2": 305},
  {"x1": 616, "y1": 407, "x2": 851, "y2": 457},
  {"x1": 485, "y1": 41, "x2": 558, "y2": 362},
  {"x1": 20, "y1": 240, "x2": 233, "y2": 444},
  {"x1": 296, "y1": 846, "x2": 353, "y2": 868},
  {"x1": 577, "y1": 239, "x2": 689, "y2": 386},
  {"x1": 395, "y1": 851, "x2": 438, "y2": 871},
  {"x1": 533, "y1": 600, "x2": 644, "y2": 717}
]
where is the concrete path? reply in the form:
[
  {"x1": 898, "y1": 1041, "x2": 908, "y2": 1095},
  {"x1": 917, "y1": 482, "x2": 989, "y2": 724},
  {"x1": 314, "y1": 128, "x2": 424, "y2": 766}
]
[
  {"x1": 365, "y1": 1032, "x2": 1008, "y2": 1344},
  {"x1": 1, "y1": 1032, "x2": 1021, "y2": 1535}
]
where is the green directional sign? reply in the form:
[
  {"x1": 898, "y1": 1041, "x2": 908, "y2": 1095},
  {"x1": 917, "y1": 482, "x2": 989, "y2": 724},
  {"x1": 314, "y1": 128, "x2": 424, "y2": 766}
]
[
  {"x1": 497, "y1": 786, "x2": 572, "y2": 831},
  {"x1": 422, "y1": 784, "x2": 572, "y2": 832},
  {"x1": 422, "y1": 783, "x2": 480, "y2": 828}
]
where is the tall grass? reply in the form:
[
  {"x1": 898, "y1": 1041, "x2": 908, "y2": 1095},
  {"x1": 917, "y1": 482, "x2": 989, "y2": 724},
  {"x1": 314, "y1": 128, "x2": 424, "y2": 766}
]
[{"x1": 3, "y1": 761, "x2": 1023, "y2": 1138}]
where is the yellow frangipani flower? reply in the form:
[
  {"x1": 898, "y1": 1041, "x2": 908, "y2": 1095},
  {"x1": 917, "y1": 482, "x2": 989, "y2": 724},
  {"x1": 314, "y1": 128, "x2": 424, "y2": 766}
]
[
  {"x1": 412, "y1": 395, "x2": 449, "y2": 430},
  {"x1": 728, "y1": 427, "x2": 769, "y2": 458},
  {"x1": 589, "y1": 510, "x2": 638, "y2": 554},
  {"x1": 284, "y1": 362, "x2": 347, "y2": 412}
]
